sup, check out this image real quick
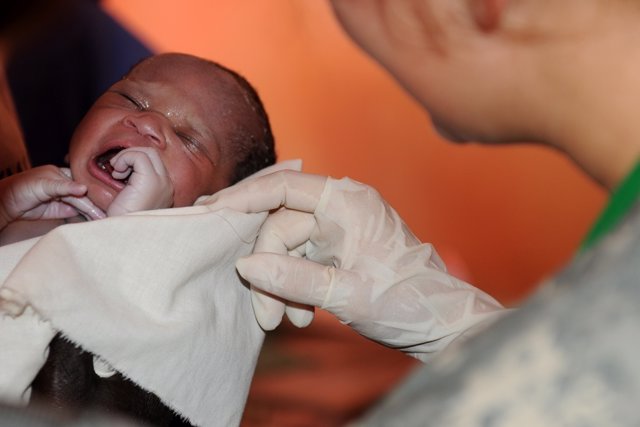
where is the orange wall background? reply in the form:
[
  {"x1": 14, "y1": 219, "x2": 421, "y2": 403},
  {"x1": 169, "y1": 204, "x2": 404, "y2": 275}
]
[{"x1": 102, "y1": 0, "x2": 606, "y2": 306}]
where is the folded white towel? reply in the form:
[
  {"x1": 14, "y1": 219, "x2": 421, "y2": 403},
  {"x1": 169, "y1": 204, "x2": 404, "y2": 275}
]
[
  {"x1": 0, "y1": 237, "x2": 53, "y2": 405},
  {"x1": 0, "y1": 160, "x2": 301, "y2": 426}
]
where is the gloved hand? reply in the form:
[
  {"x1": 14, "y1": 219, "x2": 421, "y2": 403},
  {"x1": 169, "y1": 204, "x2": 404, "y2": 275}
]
[
  {"x1": 198, "y1": 170, "x2": 505, "y2": 360},
  {"x1": 0, "y1": 165, "x2": 106, "y2": 229},
  {"x1": 107, "y1": 147, "x2": 174, "y2": 217}
]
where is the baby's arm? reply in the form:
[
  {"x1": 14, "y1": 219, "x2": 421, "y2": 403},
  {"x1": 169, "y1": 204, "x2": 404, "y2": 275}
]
[
  {"x1": 106, "y1": 147, "x2": 174, "y2": 217},
  {"x1": 0, "y1": 166, "x2": 105, "y2": 243}
]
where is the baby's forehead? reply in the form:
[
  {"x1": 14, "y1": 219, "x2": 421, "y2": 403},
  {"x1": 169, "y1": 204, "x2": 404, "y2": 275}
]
[
  {"x1": 128, "y1": 54, "x2": 244, "y2": 111},
  {"x1": 121, "y1": 54, "x2": 255, "y2": 150}
]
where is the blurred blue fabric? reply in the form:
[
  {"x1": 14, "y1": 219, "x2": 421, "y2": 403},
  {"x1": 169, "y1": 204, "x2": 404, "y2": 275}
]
[{"x1": 7, "y1": 0, "x2": 152, "y2": 167}]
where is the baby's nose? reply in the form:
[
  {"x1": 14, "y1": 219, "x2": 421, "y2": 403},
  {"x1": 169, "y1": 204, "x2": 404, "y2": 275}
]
[{"x1": 123, "y1": 113, "x2": 167, "y2": 148}]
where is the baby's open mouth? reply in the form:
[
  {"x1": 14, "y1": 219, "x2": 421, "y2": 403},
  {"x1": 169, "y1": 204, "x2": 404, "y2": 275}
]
[{"x1": 95, "y1": 147, "x2": 130, "y2": 184}]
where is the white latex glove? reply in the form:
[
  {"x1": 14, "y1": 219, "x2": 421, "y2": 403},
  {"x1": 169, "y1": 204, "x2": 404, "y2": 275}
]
[
  {"x1": 107, "y1": 147, "x2": 174, "y2": 217},
  {"x1": 0, "y1": 165, "x2": 106, "y2": 228},
  {"x1": 198, "y1": 171, "x2": 506, "y2": 360}
]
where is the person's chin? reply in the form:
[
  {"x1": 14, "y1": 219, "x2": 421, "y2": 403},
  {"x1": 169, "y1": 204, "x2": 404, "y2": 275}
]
[
  {"x1": 86, "y1": 184, "x2": 117, "y2": 213},
  {"x1": 433, "y1": 122, "x2": 471, "y2": 143}
]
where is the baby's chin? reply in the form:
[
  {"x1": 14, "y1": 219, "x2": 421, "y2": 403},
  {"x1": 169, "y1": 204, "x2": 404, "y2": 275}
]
[{"x1": 86, "y1": 184, "x2": 117, "y2": 213}]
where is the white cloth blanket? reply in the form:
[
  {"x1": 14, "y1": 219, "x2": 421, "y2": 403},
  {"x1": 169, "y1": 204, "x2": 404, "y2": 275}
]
[{"x1": 0, "y1": 160, "x2": 302, "y2": 426}]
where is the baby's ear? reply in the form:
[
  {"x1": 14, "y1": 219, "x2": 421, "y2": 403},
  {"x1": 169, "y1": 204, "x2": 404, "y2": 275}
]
[
  {"x1": 469, "y1": 0, "x2": 507, "y2": 31},
  {"x1": 64, "y1": 153, "x2": 70, "y2": 165}
]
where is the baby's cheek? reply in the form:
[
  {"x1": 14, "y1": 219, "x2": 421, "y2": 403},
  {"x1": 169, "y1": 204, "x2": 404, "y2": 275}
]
[
  {"x1": 171, "y1": 191, "x2": 192, "y2": 208},
  {"x1": 169, "y1": 178, "x2": 198, "y2": 208}
]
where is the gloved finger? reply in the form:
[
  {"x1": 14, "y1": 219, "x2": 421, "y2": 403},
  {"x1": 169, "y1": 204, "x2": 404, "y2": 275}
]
[
  {"x1": 51, "y1": 168, "x2": 90, "y2": 200},
  {"x1": 60, "y1": 196, "x2": 107, "y2": 220},
  {"x1": 289, "y1": 242, "x2": 307, "y2": 258},
  {"x1": 251, "y1": 286, "x2": 315, "y2": 329},
  {"x1": 58, "y1": 167, "x2": 73, "y2": 180},
  {"x1": 236, "y1": 253, "x2": 337, "y2": 308},
  {"x1": 254, "y1": 209, "x2": 317, "y2": 327},
  {"x1": 285, "y1": 303, "x2": 315, "y2": 328},
  {"x1": 110, "y1": 148, "x2": 147, "y2": 180},
  {"x1": 38, "y1": 201, "x2": 84, "y2": 219},
  {"x1": 197, "y1": 170, "x2": 328, "y2": 214},
  {"x1": 250, "y1": 286, "x2": 286, "y2": 331},
  {"x1": 15, "y1": 179, "x2": 87, "y2": 221},
  {"x1": 255, "y1": 208, "x2": 316, "y2": 255},
  {"x1": 30, "y1": 179, "x2": 87, "y2": 201},
  {"x1": 110, "y1": 147, "x2": 168, "y2": 179}
]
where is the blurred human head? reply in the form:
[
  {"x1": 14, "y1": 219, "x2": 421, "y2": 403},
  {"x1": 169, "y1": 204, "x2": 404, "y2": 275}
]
[
  {"x1": 68, "y1": 52, "x2": 275, "y2": 211},
  {"x1": 329, "y1": 0, "x2": 617, "y2": 146}
]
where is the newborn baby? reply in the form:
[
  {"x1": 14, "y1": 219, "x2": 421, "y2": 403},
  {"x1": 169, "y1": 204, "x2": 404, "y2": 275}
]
[{"x1": 0, "y1": 52, "x2": 275, "y2": 425}]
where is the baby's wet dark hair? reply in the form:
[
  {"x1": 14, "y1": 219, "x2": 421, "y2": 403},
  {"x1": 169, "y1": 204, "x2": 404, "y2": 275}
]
[{"x1": 207, "y1": 59, "x2": 276, "y2": 184}]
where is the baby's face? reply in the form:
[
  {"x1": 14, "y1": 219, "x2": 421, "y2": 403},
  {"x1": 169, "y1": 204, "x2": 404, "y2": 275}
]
[{"x1": 68, "y1": 54, "x2": 237, "y2": 212}]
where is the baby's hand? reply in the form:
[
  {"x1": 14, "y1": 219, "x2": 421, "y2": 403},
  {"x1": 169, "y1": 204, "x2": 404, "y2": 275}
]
[
  {"x1": 107, "y1": 147, "x2": 174, "y2": 217},
  {"x1": 0, "y1": 165, "x2": 106, "y2": 229}
]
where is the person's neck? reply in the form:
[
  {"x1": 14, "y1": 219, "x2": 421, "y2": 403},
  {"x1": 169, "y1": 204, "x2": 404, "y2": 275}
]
[
  {"x1": 561, "y1": 139, "x2": 640, "y2": 192},
  {"x1": 525, "y1": 18, "x2": 640, "y2": 191},
  {"x1": 539, "y1": 77, "x2": 640, "y2": 191}
]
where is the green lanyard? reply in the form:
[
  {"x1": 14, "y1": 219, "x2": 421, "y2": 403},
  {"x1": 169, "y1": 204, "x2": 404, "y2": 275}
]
[{"x1": 581, "y1": 161, "x2": 640, "y2": 251}]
